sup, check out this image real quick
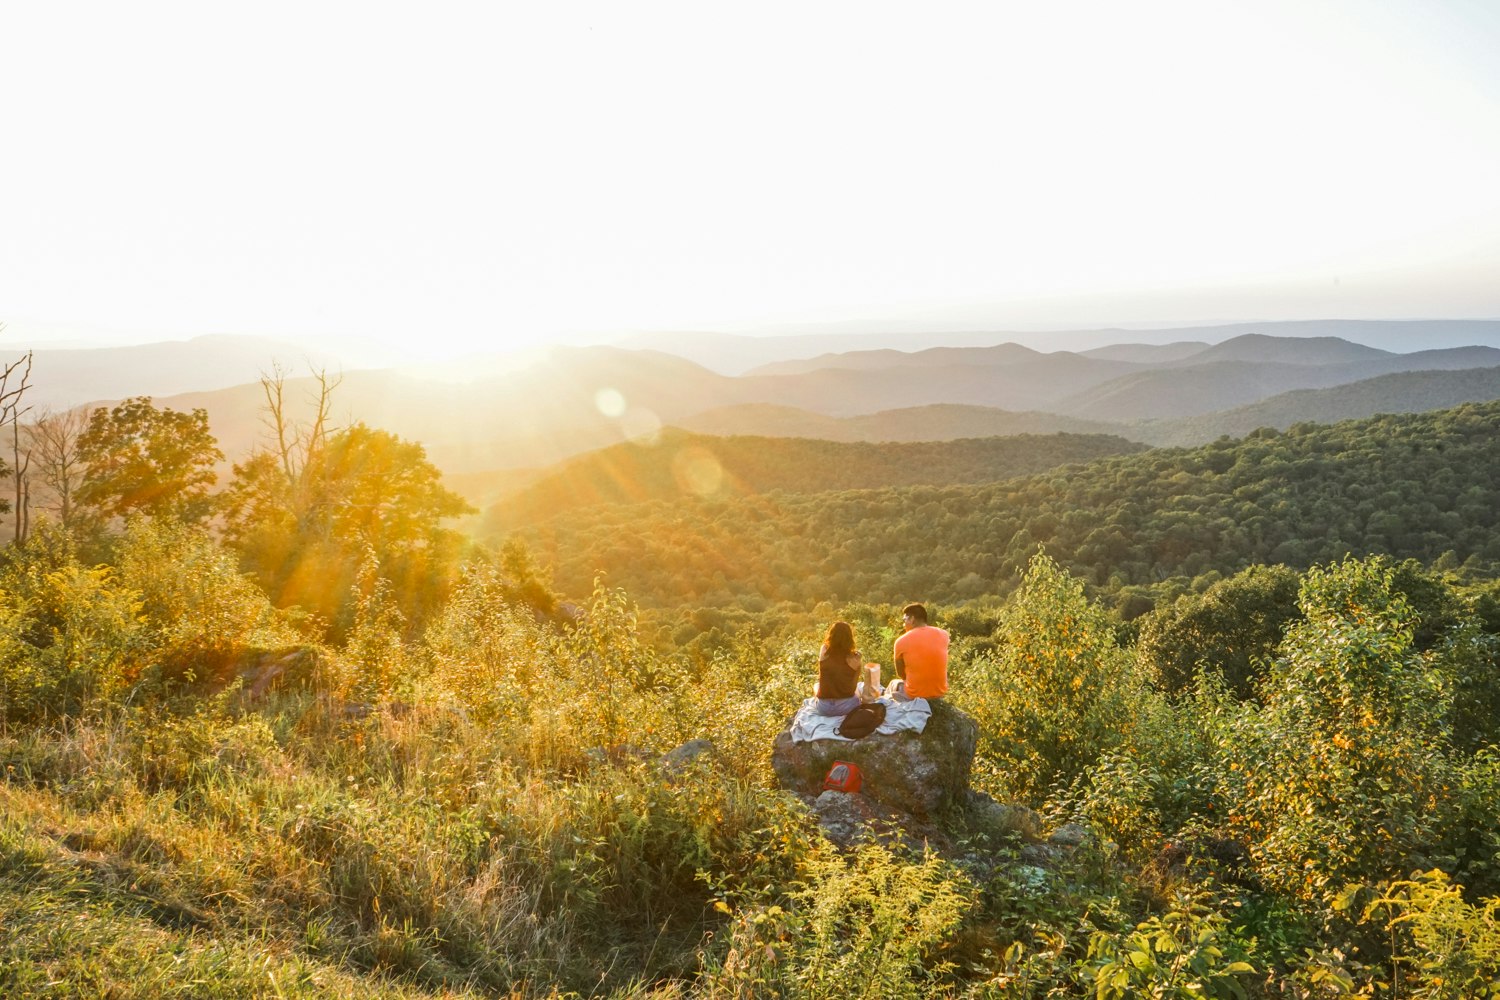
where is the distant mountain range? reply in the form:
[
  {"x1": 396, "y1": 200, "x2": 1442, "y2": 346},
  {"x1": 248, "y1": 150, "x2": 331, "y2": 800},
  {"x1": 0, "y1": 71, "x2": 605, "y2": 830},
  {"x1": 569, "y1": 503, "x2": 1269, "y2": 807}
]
[
  {"x1": 673, "y1": 366, "x2": 1500, "y2": 451},
  {"x1": 6, "y1": 336, "x2": 346, "y2": 412},
  {"x1": 1060, "y1": 345, "x2": 1500, "y2": 421},
  {"x1": 1136, "y1": 365, "x2": 1500, "y2": 446},
  {"x1": 622, "y1": 319, "x2": 1500, "y2": 374},
  {"x1": 740, "y1": 333, "x2": 1500, "y2": 422},
  {"x1": 9, "y1": 324, "x2": 1500, "y2": 487}
]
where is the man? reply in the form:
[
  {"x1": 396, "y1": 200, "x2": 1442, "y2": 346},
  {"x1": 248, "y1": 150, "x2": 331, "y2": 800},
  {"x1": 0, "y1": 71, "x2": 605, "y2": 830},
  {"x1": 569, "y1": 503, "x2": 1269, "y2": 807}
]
[{"x1": 891, "y1": 603, "x2": 948, "y2": 701}]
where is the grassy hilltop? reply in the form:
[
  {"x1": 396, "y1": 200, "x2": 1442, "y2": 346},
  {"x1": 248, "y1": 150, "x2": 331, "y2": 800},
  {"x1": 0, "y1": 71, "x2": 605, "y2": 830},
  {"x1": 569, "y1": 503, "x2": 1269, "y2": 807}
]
[{"x1": 2, "y1": 396, "x2": 1500, "y2": 996}]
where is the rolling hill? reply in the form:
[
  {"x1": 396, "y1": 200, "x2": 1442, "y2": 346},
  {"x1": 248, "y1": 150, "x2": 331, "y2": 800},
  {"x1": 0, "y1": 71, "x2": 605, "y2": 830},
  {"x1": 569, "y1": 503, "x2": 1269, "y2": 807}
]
[
  {"x1": 678, "y1": 363, "x2": 1500, "y2": 450},
  {"x1": 676, "y1": 403, "x2": 1127, "y2": 442},
  {"x1": 482, "y1": 428, "x2": 1146, "y2": 532},
  {"x1": 135, "y1": 346, "x2": 743, "y2": 473},
  {"x1": 747, "y1": 342, "x2": 1051, "y2": 376},
  {"x1": 514, "y1": 400, "x2": 1500, "y2": 611},
  {"x1": 1138, "y1": 365, "x2": 1500, "y2": 446},
  {"x1": 738, "y1": 353, "x2": 1143, "y2": 415},
  {"x1": 1059, "y1": 343, "x2": 1500, "y2": 421},
  {"x1": 1077, "y1": 341, "x2": 1209, "y2": 362},
  {"x1": 1172, "y1": 332, "x2": 1391, "y2": 366},
  {"x1": 7, "y1": 335, "x2": 347, "y2": 411}
]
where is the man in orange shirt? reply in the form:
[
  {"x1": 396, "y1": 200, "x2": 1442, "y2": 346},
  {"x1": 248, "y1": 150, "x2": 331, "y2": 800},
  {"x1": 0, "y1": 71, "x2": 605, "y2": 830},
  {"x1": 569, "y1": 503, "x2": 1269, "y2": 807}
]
[{"x1": 891, "y1": 603, "x2": 949, "y2": 701}]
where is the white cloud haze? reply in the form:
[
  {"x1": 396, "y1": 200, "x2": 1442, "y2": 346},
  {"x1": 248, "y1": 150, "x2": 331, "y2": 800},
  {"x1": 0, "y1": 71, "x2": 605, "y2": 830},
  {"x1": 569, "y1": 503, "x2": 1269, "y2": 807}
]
[{"x1": 3, "y1": 0, "x2": 1498, "y2": 358}]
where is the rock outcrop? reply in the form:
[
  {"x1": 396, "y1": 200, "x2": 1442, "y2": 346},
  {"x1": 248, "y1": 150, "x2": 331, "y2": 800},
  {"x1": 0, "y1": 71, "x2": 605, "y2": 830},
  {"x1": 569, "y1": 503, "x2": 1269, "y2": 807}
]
[
  {"x1": 811, "y1": 790, "x2": 951, "y2": 851},
  {"x1": 771, "y1": 700, "x2": 979, "y2": 818}
]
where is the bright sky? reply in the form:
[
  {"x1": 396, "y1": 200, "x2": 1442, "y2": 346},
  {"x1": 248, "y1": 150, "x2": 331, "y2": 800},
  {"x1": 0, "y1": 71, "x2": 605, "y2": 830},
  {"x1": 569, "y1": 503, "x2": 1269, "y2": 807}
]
[{"x1": 3, "y1": 0, "x2": 1499, "y2": 359}]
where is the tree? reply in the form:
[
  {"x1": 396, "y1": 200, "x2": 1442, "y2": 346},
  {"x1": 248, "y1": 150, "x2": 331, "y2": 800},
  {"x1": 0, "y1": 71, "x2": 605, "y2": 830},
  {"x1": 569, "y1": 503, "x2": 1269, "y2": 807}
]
[
  {"x1": 1136, "y1": 564, "x2": 1302, "y2": 698},
  {"x1": 23, "y1": 406, "x2": 89, "y2": 528},
  {"x1": 75, "y1": 397, "x2": 223, "y2": 523},
  {"x1": 224, "y1": 368, "x2": 472, "y2": 630},
  {"x1": 1, "y1": 349, "x2": 35, "y2": 537}
]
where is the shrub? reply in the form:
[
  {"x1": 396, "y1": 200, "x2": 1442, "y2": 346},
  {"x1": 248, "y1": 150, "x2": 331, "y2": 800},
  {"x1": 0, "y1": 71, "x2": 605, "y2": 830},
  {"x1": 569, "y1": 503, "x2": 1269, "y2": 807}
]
[
  {"x1": 332, "y1": 549, "x2": 410, "y2": 703},
  {"x1": 959, "y1": 553, "x2": 1147, "y2": 806},
  {"x1": 112, "y1": 518, "x2": 301, "y2": 681},
  {"x1": 679, "y1": 627, "x2": 808, "y2": 782},
  {"x1": 422, "y1": 562, "x2": 552, "y2": 729},
  {"x1": 1135, "y1": 564, "x2": 1301, "y2": 699},
  {"x1": 1227, "y1": 556, "x2": 1463, "y2": 897},
  {"x1": 0, "y1": 527, "x2": 144, "y2": 720},
  {"x1": 1069, "y1": 679, "x2": 1227, "y2": 865},
  {"x1": 700, "y1": 844, "x2": 975, "y2": 1000},
  {"x1": 1362, "y1": 869, "x2": 1500, "y2": 999},
  {"x1": 1081, "y1": 888, "x2": 1257, "y2": 999}
]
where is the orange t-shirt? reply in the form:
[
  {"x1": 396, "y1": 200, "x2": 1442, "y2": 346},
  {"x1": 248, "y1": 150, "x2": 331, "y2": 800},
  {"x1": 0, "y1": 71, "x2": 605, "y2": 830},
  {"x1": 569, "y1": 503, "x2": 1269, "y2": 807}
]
[{"x1": 893, "y1": 625, "x2": 949, "y2": 698}]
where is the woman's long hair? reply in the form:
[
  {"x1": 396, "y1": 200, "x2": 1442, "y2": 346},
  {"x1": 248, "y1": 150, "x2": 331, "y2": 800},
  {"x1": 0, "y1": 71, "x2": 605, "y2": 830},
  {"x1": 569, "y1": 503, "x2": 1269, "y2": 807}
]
[{"x1": 823, "y1": 621, "x2": 854, "y2": 658}]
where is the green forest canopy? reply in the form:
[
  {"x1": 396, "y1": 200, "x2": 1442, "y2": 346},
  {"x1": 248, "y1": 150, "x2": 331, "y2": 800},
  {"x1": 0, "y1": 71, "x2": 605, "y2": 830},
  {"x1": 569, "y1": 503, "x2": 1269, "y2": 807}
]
[
  {"x1": 515, "y1": 400, "x2": 1500, "y2": 613},
  {"x1": 483, "y1": 427, "x2": 1145, "y2": 531}
]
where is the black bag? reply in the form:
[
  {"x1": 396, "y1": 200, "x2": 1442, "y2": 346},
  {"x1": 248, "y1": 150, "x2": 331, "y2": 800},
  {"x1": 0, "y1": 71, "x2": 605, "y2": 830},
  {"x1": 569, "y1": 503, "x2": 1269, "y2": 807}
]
[{"x1": 838, "y1": 702, "x2": 886, "y2": 739}]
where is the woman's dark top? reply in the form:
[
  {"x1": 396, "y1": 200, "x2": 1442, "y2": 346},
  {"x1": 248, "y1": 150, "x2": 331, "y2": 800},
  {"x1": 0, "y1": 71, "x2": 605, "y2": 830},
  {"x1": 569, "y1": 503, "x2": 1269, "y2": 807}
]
[{"x1": 818, "y1": 646, "x2": 860, "y2": 700}]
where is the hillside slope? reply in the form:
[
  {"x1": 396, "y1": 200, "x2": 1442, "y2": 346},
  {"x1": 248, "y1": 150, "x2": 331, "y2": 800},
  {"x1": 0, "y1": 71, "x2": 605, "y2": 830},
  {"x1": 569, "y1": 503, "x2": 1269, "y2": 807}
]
[
  {"x1": 517, "y1": 400, "x2": 1500, "y2": 609},
  {"x1": 748, "y1": 342, "x2": 1050, "y2": 376},
  {"x1": 676, "y1": 403, "x2": 1127, "y2": 442},
  {"x1": 483, "y1": 428, "x2": 1145, "y2": 532},
  {"x1": 1141, "y1": 365, "x2": 1500, "y2": 446},
  {"x1": 1061, "y1": 345, "x2": 1500, "y2": 420}
]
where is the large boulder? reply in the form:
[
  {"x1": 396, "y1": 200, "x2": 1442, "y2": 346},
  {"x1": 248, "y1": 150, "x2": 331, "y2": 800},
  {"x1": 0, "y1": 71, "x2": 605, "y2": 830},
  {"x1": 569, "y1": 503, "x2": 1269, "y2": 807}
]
[{"x1": 771, "y1": 700, "x2": 979, "y2": 817}]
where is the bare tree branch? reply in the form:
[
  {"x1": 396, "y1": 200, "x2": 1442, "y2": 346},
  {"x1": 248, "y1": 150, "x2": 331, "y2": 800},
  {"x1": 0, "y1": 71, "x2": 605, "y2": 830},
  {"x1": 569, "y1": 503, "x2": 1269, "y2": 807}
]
[
  {"x1": 0, "y1": 347, "x2": 35, "y2": 539},
  {"x1": 25, "y1": 405, "x2": 88, "y2": 525}
]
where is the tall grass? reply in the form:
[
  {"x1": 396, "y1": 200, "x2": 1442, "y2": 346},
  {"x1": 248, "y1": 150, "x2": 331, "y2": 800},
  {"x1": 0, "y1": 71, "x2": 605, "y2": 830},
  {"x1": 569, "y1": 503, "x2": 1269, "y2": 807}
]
[{"x1": 4, "y1": 525, "x2": 1500, "y2": 996}]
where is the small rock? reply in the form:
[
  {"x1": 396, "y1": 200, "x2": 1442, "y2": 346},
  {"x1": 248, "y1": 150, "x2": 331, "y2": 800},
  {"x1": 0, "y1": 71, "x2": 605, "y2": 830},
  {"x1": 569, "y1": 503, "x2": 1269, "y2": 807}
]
[
  {"x1": 1048, "y1": 822, "x2": 1089, "y2": 848},
  {"x1": 1020, "y1": 842, "x2": 1065, "y2": 867},
  {"x1": 965, "y1": 790, "x2": 1042, "y2": 840},
  {"x1": 660, "y1": 739, "x2": 715, "y2": 773},
  {"x1": 811, "y1": 790, "x2": 949, "y2": 853},
  {"x1": 813, "y1": 790, "x2": 890, "y2": 848}
]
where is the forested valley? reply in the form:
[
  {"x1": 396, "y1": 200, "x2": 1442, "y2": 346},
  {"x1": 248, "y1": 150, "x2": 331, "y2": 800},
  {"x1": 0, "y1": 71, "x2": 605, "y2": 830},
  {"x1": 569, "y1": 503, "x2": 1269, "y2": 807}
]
[
  {"x1": 2, "y1": 368, "x2": 1499, "y2": 997},
  {"x1": 511, "y1": 402, "x2": 1500, "y2": 651},
  {"x1": 483, "y1": 428, "x2": 1145, "y2": 528}
]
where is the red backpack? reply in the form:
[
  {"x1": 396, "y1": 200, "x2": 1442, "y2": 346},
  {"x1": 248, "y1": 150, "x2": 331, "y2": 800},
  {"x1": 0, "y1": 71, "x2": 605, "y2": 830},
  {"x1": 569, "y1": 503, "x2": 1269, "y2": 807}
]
[{"x1": 822, "y1": 760, "x2": 863, "y2": 793}]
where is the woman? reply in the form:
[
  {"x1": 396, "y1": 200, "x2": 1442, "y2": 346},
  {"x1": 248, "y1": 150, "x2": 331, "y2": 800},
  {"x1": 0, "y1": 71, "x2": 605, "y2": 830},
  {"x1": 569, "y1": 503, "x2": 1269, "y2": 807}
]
[{"x1": 814, "y1": 621, "x2": 874, "y2": 717}]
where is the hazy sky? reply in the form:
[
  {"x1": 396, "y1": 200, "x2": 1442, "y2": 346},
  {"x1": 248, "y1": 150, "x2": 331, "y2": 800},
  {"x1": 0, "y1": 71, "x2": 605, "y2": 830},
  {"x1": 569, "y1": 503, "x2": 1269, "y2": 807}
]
[{"x1": 3, "y1": 0, "x2": 1498, "y2": 359}]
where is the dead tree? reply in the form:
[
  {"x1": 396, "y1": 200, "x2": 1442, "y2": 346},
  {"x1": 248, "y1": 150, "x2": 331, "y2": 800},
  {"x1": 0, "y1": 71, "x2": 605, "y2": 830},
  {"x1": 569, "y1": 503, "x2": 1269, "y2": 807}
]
[
  {"x1": 25, "y1": 406, "x2": 88, "y2": 527},
  {"x1": 0, "y1": 350, "x2": 35, "y2": 542},
  {"x1": 259, "y1": 361, "x2": 342, "y2": 481}
]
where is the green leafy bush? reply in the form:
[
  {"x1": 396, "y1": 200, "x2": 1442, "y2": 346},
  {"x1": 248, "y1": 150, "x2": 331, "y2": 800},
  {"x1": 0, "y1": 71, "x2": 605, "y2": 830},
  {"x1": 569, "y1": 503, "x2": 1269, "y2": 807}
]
[
  {"x1": 960, "y1": 553, "x2": 1147, "y2": 806},
  {"x1": 0, "y1": 527, "x2": 144, "y2": 720},
  {"x1": 1363, "y1": 869, "x2": 1500, "y2": 998},
  {"x1": 112, "y1": 518, "x2": 301, "y2": 681},
  {"x1": 701, "y1": 844, "x2": 975, "y2": 1000},
  {"x1": 1082, "y1": 889, "x2": 1257, "y2": 999},
  {"x1": 1069, "y1": 680, "x2": 1227, "y2": 865},
  {"x1": 1226, "y1": 556, "x2": 1463, "y2": 897},
  {"x1": 1136, "y1": 564, "x2": 1301, "y2": 698}
]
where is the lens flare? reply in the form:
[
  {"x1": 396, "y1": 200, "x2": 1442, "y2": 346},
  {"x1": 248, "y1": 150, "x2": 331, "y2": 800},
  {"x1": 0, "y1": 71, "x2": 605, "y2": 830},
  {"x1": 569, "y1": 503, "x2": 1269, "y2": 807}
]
[
  {"x1": 620, "y1": 406, "x2": 662, "y2": 443},
  {"x1": 672, "y1": 446, "x2": 724, "y2": 497},
  {"x1": 594, "y1": 387, "x2": 627, "y2": 418}
]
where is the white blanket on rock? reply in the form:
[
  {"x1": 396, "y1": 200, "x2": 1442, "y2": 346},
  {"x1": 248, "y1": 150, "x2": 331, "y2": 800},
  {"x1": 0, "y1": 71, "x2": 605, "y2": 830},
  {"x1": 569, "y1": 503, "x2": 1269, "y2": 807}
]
[{"x1": 789, "y1": 696, "x2": 931, "y2": 743}]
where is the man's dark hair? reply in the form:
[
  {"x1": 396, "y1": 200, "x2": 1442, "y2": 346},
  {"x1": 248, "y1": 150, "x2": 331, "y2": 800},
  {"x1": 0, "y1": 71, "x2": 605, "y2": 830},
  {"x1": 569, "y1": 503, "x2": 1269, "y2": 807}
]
[{"x1": 902, "y1": 603, "x2": 928, "y2": 624}]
